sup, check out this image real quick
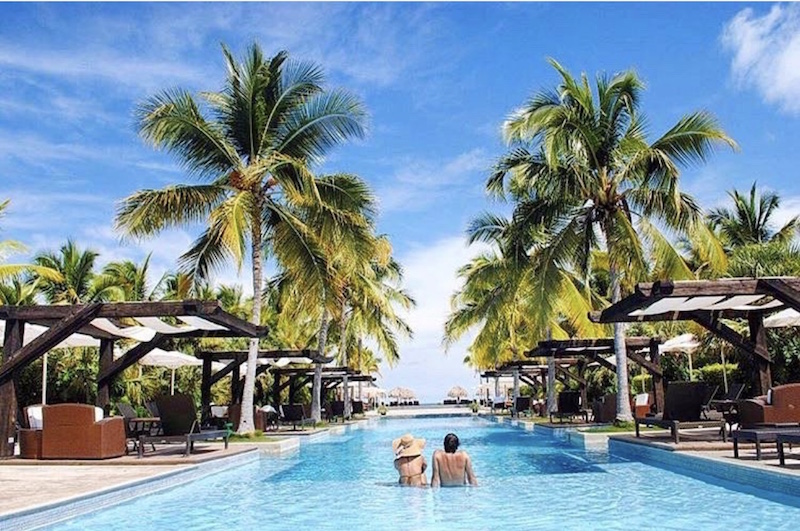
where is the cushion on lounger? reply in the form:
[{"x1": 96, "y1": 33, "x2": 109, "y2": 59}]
[
  {"x1": 27, "y1": 406, "x2": 44, "y2": 429},
  {"x1": 94, "y1": 406, "x2": 104, "y2": 422},
  {"x1": 767, "y1": 388, "x2": 773, "y2": 405}
]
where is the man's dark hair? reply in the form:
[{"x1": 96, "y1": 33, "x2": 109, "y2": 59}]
[{"x1": 443, "y1": 433, "x2": 459, "y2": 453}]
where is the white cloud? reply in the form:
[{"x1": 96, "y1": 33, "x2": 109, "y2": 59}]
[
  {"x1": 377, "y1": 148, "x2": 489, "y2": 213},
  {"x1": 722, "y1": 4, "x2": 800, "y2": 114},
  {"x1": 377, "y1": 235, "x2": 489, "y2": 403},
  {"x1": 771, "y1": 195, "x2": 800, "y2": 231}
]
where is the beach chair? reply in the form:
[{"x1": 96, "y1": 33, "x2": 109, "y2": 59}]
[
  {"x1": 330, "y1": 400, "x2": 346, "y2": 422},
  {"x1": 138, "y1": 394, "x2": 228, "y2": 458},
  {"x1": 280, "y1": 403, "x2": 315, "y2": 430},
  {"x1": 514, "y1": 396, "x2": 532, "y2": 417},
  {"x1": 700, "y1": 385, "x2": 720, "y2": 419},
  {"x1": 351, "y1": 401, "x2": 365, "y2": 416},
  {"x1": 550, "y1": 391, "x2": 588, "y2": 423},
  {"x1": 635, "y1": 382, "x2": 726, "y2": 444}
]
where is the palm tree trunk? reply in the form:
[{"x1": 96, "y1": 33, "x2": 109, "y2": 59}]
[
  {"x1": 546, "y1": 327, "x2": 556, "y2": 415},
  {"x1": 610, "y1": 263, "x2": 633, "y2": 422},
  {"x1": 311, "y1": 307, "x2": 329, "y2": 423},
  {"x1": 237, "y1": 220, "x2": 263, "y2": 434},
  {"x1": 357, "y1": 338, "x2": 363, "y2": 400},
  {"x1": 339, "y1": 307, "x2": 350, "y2": 418}
]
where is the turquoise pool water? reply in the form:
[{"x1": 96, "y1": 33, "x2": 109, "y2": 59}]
[{"x1": 50, "y1": 417, "x2": 800, "y2": 530}]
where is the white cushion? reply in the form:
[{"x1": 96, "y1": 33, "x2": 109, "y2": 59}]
[
  {"x1": 27, "y1": 406, "x2": 43, "y2": 429},
  {"x1": 767, "y1": 388, "x2": 774, "y2": 405},
  {"x1": 260, "y1": 405, "x2": 276, "y2": 414},
  {"x1": 94, "y1": 406, "x2": 104, "y2": 422},
  {"x1": 634, "y1": 394, "x2": 650, "y2": 407},
  {"x1": 210, "y1": 405, "x2": 228, "y2": 418}
]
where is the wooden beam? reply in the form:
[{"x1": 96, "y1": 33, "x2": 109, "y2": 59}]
[
  {"x1": 97, "y1": 334, "x2": 167, "y2": 387},
  {"x1": 96, "y1": 339, "x2": 115, "y2": 411},
  {"x1": 1, "y1": 319, "x2": 24, "y2": 458},
  {"x1": 748, "y1": 314, "x2": 772, "y2": 396},
  {"x1": 0, "y1": 303, "x2": 102, "y2": 385},
  {"x1": 626, "y1": 350, "x2": 663, "y2": 377},
  {"x1": 0, "y1": 300, "x2": 220, "y2": 320},
  {"x1": 760, "y1": 278, "x2": 800, "y2": 312},
  {"x1": 691, "y1": 311, "x2": 771, "y2": 363},
  {"x1": 555, "y1": 365, "x2": 587, "y2": 386}
]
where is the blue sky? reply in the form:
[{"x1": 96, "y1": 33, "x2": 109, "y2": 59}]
[{"x1": 2, "y1": 3, "x2": 800, "y2": 403}]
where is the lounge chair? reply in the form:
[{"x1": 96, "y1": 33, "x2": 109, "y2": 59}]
[
  {"x1": 138, "y1": 394, "x2": 228, "y2": 458},
  {"x1": 330, "y1": 400, "x2": 346, "y2": 422},
  {"x1": 635, "y1": 382, "x2": 726, "y2": 444},
  {"x1": 514, "y1": 396, "x2": 532, "y2": 417},
  {"x1": 351, "y1": 401, "x2": 365, "y2": 416},
  {"x1": 116, "y1": 402, "x2": 157, "y2": 453},
  {"x1": 592, "y1": 393, "x2": 617, "y2": 423},
  {"x1": 732, "y1": 425, "x2": 800, "y2": 460},
  {"x1": 700, "y1": 385, "x2": 720, "y2": 419},
  {"x1": 492, "y1": 396, "x2": 507, "y2": 412},
  {"x1": 550, "y1": 391, "x2": 588, "y2": 423},
  {"x1": 280, "y1": 403, "x2": 315, "y2": 430}
]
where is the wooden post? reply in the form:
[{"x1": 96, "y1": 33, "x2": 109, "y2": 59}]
[
  {"x1": 650, "y1": 339, "x2": 664, "y2": 414},
  {"x1": 272, "y1": 372, "x2": 282, "y2": 408},
  {"x1": 1, "y1": 320, "x2": 24, "y2": 458},
  {"x1": 748, "y1": 314, "x2": 772, "y2": 396},
  {"x1": 96, "y1": 339, "x2": 115, "y2": 412},
  {"x1": 231, "y1": 363, "x2": 240, "y2": 405},
  {"x1": 289, "y1": 377, "x2": 298, "y2": 403},
  {"x1": 201, "y1": 357, "x2": 212, "y2": 425}
]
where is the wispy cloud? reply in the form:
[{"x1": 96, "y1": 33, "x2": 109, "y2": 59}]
[
  {"x1": 377, "y1": 149, "x2": 489, "y2": 213},
  {"x1": 378, "y1": 235, "x2": 489, "y2": 402},
  {"x1": 722, "y1": 4, "x2": 800, "y2": 114}
]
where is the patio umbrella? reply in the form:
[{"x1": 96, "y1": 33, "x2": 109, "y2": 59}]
[
  {"x1": 138, "y1": 348, "x2": 204, "y2": 395},
  {"x1": 447, "y1": 385, "x2": 469, "y2": 403},
  {"x1": 660, "y1": 333, "x2": 701, "y2": 381}
]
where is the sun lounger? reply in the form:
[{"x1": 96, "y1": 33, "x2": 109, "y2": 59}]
[
  {"x1": 514, "y1": 396, "x2": 532, "y2": 417},
  {"x1": 138, "y1": 394, "x2": 228, "y2": 458},
  {"x1": 280, "y1": 403, "x2": 315, "y2": 430},
  {"x1": 351, "y1": 401, "x2": 365, "y2": 416},
  {"x1": 330, "y1": 400, "x2": 346, "y2": 422},
  {"x1": 550, "y1": 391, "x2": 588, "y2": 423},
  {"x1": 732, "y1": 424, "x2": 800, "y2": 460},
  {"x1": 635, "y1": 382, "x2": 726, "y2": 444}
]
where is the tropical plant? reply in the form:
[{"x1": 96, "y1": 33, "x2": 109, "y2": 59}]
[
  {"x1": 115, "y1": 43, "x2": 366, "y2": 433},
  {"x1": 0, "y1": 200, "x2": 61, "y2": 283},
  {"x1": 33, "y1": 240, "x2": 123, "y2": 304},
  {"x1": 487, "y1": 59, "x2": 736, "y2": 420},
  {"x1": 99, "y1": 256, "x2": 156, "y2": 301},
  {"x1": 709, "y1": 183, "x2": 799, "y2": 248}
]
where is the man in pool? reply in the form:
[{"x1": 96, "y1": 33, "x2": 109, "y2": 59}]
[
  {"x1": 431, "y1": 433, "x2": 478, "y2": 487},
  {"x1": 393, "y1": 433, "x2": 428, "y2": 486}
]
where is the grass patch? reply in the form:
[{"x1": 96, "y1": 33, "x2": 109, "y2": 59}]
[
  {"x1": 228, "y1": 432, "x2": 287, "y2": 443},
  {"x1": 583, "y1": 422, "x2": 661, "y2": 433}
]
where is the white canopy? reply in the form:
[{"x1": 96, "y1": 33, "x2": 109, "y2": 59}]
[
  {"x1": 0, "y1": 321, "x2": 100, "y2": 348},
  {"x1": 764, "y1": 308, "x2": 800, "y2": 328},
  {"x1": 660, "y1": 333, "x2": 700, "y2": 354}
]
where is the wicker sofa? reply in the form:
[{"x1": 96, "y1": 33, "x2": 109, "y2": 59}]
[
  {"x1": 738, "y1": 383, "x2": 800, "y2": 428},
  {"x1": 19, "y1": 403, "x2": 126, "y2": 460}
]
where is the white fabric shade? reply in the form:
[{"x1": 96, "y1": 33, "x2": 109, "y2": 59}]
[
  {"x1": 764, "y1": 308, "x2": 800, "y2": 328},
  {"x1": 660, "y1": 333, "x2": 700, "y2": 354}
]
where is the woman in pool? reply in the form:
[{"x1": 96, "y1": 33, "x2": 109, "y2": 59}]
[{"x1": 392, "y1": 433, "x2": 427, "y2": 486}]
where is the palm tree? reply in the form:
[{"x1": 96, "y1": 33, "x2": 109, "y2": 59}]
[
  {"x1": 116, "y1": 43, "x2": 366, "y2": 434},
  {"x1": 0, "y1": 276, "x2": 40, "y2": 305},
  {"x1": 100, "y1": 256, "x2": 156, "y2": 301},
  {"x1": 489, "y1": 60, "x2": 735, "y2": 421},
  {"x1": 0, "y1": 200, "x2": 61, "y2": 282},
  {"x1": 708, "y1": 183, "x2": 799, "y2": 248},
  {"x1": 33, "y1": 240, "x2": 123, "y2": 303}
]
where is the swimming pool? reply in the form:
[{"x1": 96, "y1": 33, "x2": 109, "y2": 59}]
[{"x1": 48, "y1": 416, "x2": 800, "y2": 530}]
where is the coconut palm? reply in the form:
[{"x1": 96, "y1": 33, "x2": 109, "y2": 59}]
[
  {"x1": 33, "y1": 240, "x2": 123, "y2": 304},
  {"x1": 0, "y1": 200, "x2": 61, "y2": 283},
  {"x1": 489, "y1": 60, "x2": 735, "y2": 420},
  {"x1": 99, "y1": 256, "x2": 156, "y2": 301},
  {"x1": 0, "y1": 276, "x2": 41, "y2": 306},
  {"x1": 115, "y1": 43, "x2": 366, "y2": 433},
  {"x1": 708, "y1": 183, "x2": 799, "y2": 248}
]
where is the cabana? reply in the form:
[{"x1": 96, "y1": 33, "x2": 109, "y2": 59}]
[
  {"x1": 195, "y1": 349, "x2": 331, "y2": 423},
  {"x1": 0, "y1": 300, "x2": 268, "y2": 457},
  {"x1": 590, "y1": 278, "x2": 800, "y2": 396},
  {"x1": 267, "y1": 366, "x2": 370, "y2": 410},
  {"x1": 527, "y1": 337, "x2": 664, "y2": 413}
]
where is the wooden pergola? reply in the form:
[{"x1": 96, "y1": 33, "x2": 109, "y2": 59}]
[
  {"x1": 0, "y1": 300, "x2": 268, "y2": 457},
  {"x1": 590, "y1": 278, "x2": 800, "y2": 396},
  {"x1": 527, "y1": 337, "x2": 664, "y2": 412},
  {"x1": 196, "y1": 349, "x2": 332, "y2": 423},
  {"x1": 269, "y1": 366, "x2": 370, "y2": 408}
]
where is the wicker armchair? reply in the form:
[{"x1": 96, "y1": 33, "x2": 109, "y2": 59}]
[{"x1": 40, "y1": 403, "x2": 126, "y2": 460}]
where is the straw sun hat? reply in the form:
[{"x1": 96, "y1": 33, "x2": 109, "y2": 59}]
[{"x1": 392, "y1": 433, "x2": 426, "y2": 460}]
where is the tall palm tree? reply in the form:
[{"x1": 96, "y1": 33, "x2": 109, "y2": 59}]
[
  {"x1": 33, "y1": 240, "x2": 123, "y2": 303},
  {"x1": 116, "y1": 43, "x2": 366, "y2": 434},
  {"x1": 99, "y1": 256, "x2": 156, "y2": 301},
  {"x1": 489, "y1": 60, "x2": 735, "y2": 421},
  {"x1": 0, "y1": 276, "x2": 41, "y2": 306},
  {"x1": 708, "y1": 182, "x2": 799, "y2": 248}
]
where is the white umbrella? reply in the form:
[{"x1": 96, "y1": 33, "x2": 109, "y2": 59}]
[
  {"x1": 660, "y1": 333, "x2": 701, "y2": 381},
  {"x1": 138, "y1": 349, "x2": 204, "y2": 395}
]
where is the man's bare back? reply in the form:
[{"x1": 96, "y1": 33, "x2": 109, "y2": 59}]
[{"x1": 430, "y1": 433, "x2": 478, "y2": 487}]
